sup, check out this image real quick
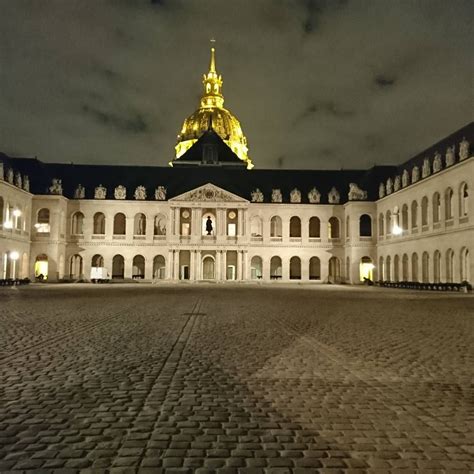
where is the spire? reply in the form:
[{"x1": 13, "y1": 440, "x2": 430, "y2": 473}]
[
  {"x1": 201, "y1": 41, "x2": 224, "y2": 109},
  {"x1": 209, "y1": 46, "x2": 216, "y2": 73}
]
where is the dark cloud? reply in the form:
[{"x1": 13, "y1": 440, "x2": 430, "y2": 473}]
[
  {"x1": 82, "y1": 105, "x2": 148, "y2": 134},
  {"x1": 374, "y1": 75, "x2": 396, "y2": 88},
  {"x1": 295, "y1": 100, "x2": 354, "y2": 124}
]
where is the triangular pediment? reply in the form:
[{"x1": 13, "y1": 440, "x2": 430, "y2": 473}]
[{"x1": 170, "y1": 183, "x2": 248, "y2": 203}]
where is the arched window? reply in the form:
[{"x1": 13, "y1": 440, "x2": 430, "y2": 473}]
[
  {"x1": 250, "y1": 256, "x2": 263, "y2": 279},
  {"x1": 445, "y1": 188, "x2": 454, "y2": 220},
  {"x1": 411, "y1": 253, "x2": 419, "y2": 282},
  {"x1": 34, "y1": 254, "x2": 49, "y2": 280},
  {"x1": 401, "y1": 204, "x2": 408, "y2": 231},
  {"x1": 328, "y1": 217, "x2": 339, "y2": 239},
  {"x1": 386, "y1": 256, "x2": 391, "y2": 281},
  {"x1": 154, "y1": 214, "x2": 167, "y2": 236},
  {"x1": 93, "y1": 212, "x2": 106, "y2": 234},
  {"x1": 433, "y1": 251, "x2": 441, "y2": 283},
  {"x1": 411, "y1": 201, "x2": 418, "y2": 229},
  {"x1": 91, "y1": 254, "x2": 104, "y2": 268},
  {"x1": 134, "y1": 213, "x2": 146, "y2": 236},
  {"x1": 402, "y1": 254, "x2": 409, "y2": 281},
  {"x1": 432, "y1": 192, "x2": 441, "y2": 223},
  {"x1": 309, "y1": 257, "x2": 321, "y2": 280},
  {"x1": 421, "y1": 196, "x2": 429, "y2": 226},
  {"x1": 250, "y1": 216, "x2": 263, "y2": 237},
  {"x1": 270, "y1": 256, "x2": 282, "y2": 279},
  {"x1": 71, "y1": 212, "x2": 84, "y2": 235},
  {"x1": 308, "y1": 217, "x2": 320, "y2": 238},
  {"x1": 289, "y1": 216, "x2": 301, "y2": 238},
  {"x1": 359, "y1": 214, "x2": 372, "y2": 237},
  {"x1": 270, "y1": 216, "x2": 282, "y2": 237},
  {"x1": 378, "y1": 213, "x2": 384, "y2": 236},
  {"x1": 289, "y1": 256, "x2": 301, "y2": 280},
  {"x1": 385, "y1": 210, "x2": 392, "y2": 235},
  {"x1": 112, "y1": 255, "x2": 125, "y2": 278},
  {"x1": 69, "y1": 254, "x2": 83, "y2": 279},
  {"x1": 328, "y1": 257, "x2": 341, "y2": 282},
  {"x1": 113, "y1": 213, "x2": 126, "y2": 235},
  {"x1": 446, "y1": 249, "x2": 454, "y2": 283},
  {"x1": 459, "y1": 183, "x2": 469, "y2": 217},
  {"x1": 422, "y1": 251, "x2": 430, "y2": 283},
  {"x1": 36, "y1": 208, "x2": 50, "y2": 233},
  {"x1": 132, "y1": 255, "x2": 145, "y2": 279},
  {"x1": 153, "y1": 255, "x2": 166, "y2": 279},
  {"x1": 460, "y1": 247, "x2": 470, "y2": 282},
  {"x1": 393, "y1": 255, "x2": 400, "y2": 282},
  {"x1": 359, "y1": 256, "x2": 373, "y2": 281}
]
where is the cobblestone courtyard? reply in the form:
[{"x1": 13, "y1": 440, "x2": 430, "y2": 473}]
[{"x1": 0, "y1": 284, "x2": 473, "y2": 473}]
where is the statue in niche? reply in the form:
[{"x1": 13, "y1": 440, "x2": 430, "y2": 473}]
[
  {"x1": 0, "y1": 162, "x2": 4, "y2": 180},
  {"x1": 412, "y1": 166, "x2": 420, "y2": 183},
  {"x1": 290, "y1": 188, "x2": 301, "y2": 203},
  {"x1": 114, "y1": 185, "x2": 126, "y2": 200},
  {"x1": 308, "y1": 187, "x2": 321, "y2": 204},
  {"x1": 6, "y1": 168, "x2": 14, "y2": 184},
  {"x1": 379, "y1": 182, "x2": 385, "y2": 198},
  {"x1": 94, "y1": 184, "x2": 107, "y2": 199},
  {"x1": 251, "y1": 188, "x2": 264, "y2": 202},
  {"x1": 402, "y1": 169, "x2": 409, "y2": 188},
  {"x1": 49, "y1": 178, "x2": 63, "y2": 195},
  {"x1": 23, "y1": 175, "x2": 30, "y2": 192},
  {"x1": 348, "y1": 183, "x2": 368, "y2": 201},
  {"x1": 271, "y1": 189, "x2": 282, "y2": 203},
  {"x1": 386, "y1": 177, "x2": 393, "y2": 195},
  {"x1": 138, "y1": 214, "x2": 146, "y2": 235},
  {"x1": 422, "y1": 158, "x2": 431, "y2": 178},
  {"x1": 394, "y1": 175, "x2": 401, "y2": 192},
  {"x1": 328, "y1": 186, "x2": 340, "y2": 204},
  {"x1": 154, "y1": 216, "x2": 166, "y2": 235},
  {"x1": 74, "y1": 184, "x2": 85, "y2": 199},
  {"x1": 134, "y1": 185, "x2": 146, "y2": 200},
  {"x1": 155, "y1": 186, "x2": 166, "y2": 201},
  {"x1": 445, "y1": 145, "x2": 455, "y2": 166},
  {"x1": 206, "y1": 216, "x2": 213, "y2": 235},
  {"x1": 14, "y1": 172, "x2": 22, "y2": 188},
  {"x1": 433, "y1": 151, "x2": 442, "y2": 172},
  {"x1": 459, "y1": 137, "x2": 469, "y2": 161}
]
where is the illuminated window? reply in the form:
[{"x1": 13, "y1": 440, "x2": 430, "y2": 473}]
[{"x1": 36, "y1": 208, "x2": 50, "y2": 233}]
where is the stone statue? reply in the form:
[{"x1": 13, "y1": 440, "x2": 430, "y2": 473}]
[
  {"x1": 251, "y1": 188, "x2": 264, "y2": 202},
  {"x1": 379, "y1": 182, "x2": 385, "y2": 198},
  {"x1": 402, "y1": 169, "x2": 409, "y2": 188},
  {"x1": 0, "y1": 162, "x2": 4, "y2": 180},
  {"x1": 394, "y1": 175, "x2": 401, "y2": 192},
  {"x1": 348, "y1": 183, "x2": 368, "y2": 201},
  {"x1": 138, "y1": 214, "x2": 146, "y2": 234},
  {"x1": 459, "y1": 137, "x2": 469, "y2": 161},
  {"x1": 412, "y1": 166, "x2": 420, "y2": 183},
  {"x1": 271, "y1": 189, "x2": 282, "y2": 203},
  {"x1": 74, "y1": 184, "x2": 85, "y2": 199},
  {"x1": 422, "y1": 158, "x2": 431, "y2": 178},
  {"x1": 94, "y1": 184, "x2": 107, "y2": 199},
  {"x1": 49, "y1": 178, "x2": 63, "y2": 195},
  {"x1": 23, "y1": 175, "x2": 30, "y2": 192},
  {"x1": 14, "y1": 172, "x2": 22, "y2": 189},
  {"x1": 155, "y1": 186, "x2": 167, "y2": 201},
  {"x1": 6, "y1": 168, "x2": 14, "y2": 184},
  {"x1": 307, "y1": 187, "x2": 321, "y2": 204},
  {"x1": 134, "y1": 185, "x2": 146, "y2": 200},
  {"x1": 328, "y1": 186, "x2": 340, "y2": 204},
  {"x1": 205, "y1": 216, "x2": 213, "y2": 235},
  {"x1": 290, "y1": 188, "x2": 301, "y2": 203},
  {"x1": 114, "y1": 185, "x2": 126, "y2": 200},
  {"x1": 433, "y1": 151, "x2": 442, "y2": 172},
  {"x1": 154, "y1": 216, "x2": 166, "y2": 235},
  {"x1": 445, "y1": 145, "x2": 455, "y2": 166},
  {"x1": 386, "y1": 177, "x2": 393, "y2": 195}
]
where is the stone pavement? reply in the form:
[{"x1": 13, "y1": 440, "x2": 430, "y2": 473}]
[{"x1": 0, "y1": 283, "x2": 473, "y2": 473}]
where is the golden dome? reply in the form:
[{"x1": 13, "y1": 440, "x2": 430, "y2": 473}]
[{"x1": 174, "y1": 47, "x2": 253, "y2": 169}]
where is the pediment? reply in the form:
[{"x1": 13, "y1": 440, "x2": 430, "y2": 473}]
[{"x1": 170, "y1": 183, "x2": 248, "y2": 203}]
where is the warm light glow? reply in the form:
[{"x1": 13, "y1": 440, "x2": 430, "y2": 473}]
[
  {"x1": 392, "y1": 224, "x2": 403, "y2": 235},
  {"x1": 3, "y1": 220, "x2": 13, "y2": 229},
  {"x1": 9, "y1": 251, "x2": 19, "y2": 261},
  {"x1": 13, "y1": 209, "x2": 22, "y2": 217},
  {"x1": 359, "y1": 262, "x2": 375, "y2": 281}
]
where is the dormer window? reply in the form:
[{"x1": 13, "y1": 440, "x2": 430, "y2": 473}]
[{"x1": 202, "y1": 144, "x2": 218, "y2": 164}]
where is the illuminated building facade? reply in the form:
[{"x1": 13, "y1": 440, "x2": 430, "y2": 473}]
[{"x1": 0, "y1": 49, "x2": 472, "y2": 284}]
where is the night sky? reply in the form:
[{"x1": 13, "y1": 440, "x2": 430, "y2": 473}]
[{"x1": 0, "y1": 0, "x2": 472, "y2": 170}]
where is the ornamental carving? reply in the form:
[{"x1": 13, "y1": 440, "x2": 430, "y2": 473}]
[
  {"x1": 412, "y1": 166, "x2": 420, "y2": 183},
  {"x1": 0, "y1": 162, "x2": 4, "y2": 180},
  {"x1": 459, "y1": 137, "x2": 469, "y2": 161},
  {"x1": 49, "y1": 178, "x2": 63, "y2": 195},
  {"x1": 328, "y1": 186, "x2": 340, "y2": 204},
  {"x1": 23, "y1": 175, "x2": 30, "y2": 192},
  {"x1": 379, "y1": 183, "x2": 385, "y2": 198},
  {"x1": 386, "y1": 177, "x2": 393, "y2": 195},
  {"x1": 348, "y1": 183, "x2": 367, "y2": 201},
  {"x1": 290, "y1": 188, "x2": 301, "y2": 203},
  {"x1": 94, "y1": 184, "x2": 107, "y2": 200},
  {"x1": 422, "y1": 158, "x2": 431, "y2": 178},
  {"x1": 114, "y1": 185, "x2": 126, "y2": 200},
  {"x1": 446, "y1": 145, "x2": 455, "y2": 166},
  {"x1": 433, "y1": 152, "x2": 442, "y2": 173},
  {"x1": 402, "y1": 169, "x2": 409, "y2": 188},
  {"x1": 394, "y1": 175, "x2": 401, "y2": 192},
  {"x1": 251, "y1": 188, "x2": 264, "y2": 203},
  {"x1": 155, "y1": 186, "x2": 167, "y2": 201},
  {"x1": 186, "y1": 186, "x2": 234, "y2": 202},
  {"x1": 14, "y1": 172, "x2": 22, "y2": 188},
  {"x1": 134, "y1": 186, "x2": 146, "y2": 200},
  {"x1": 308, "y1": 187, "x2": 321, "y2": 203},
  {"x1": 271, "y1": 189, "x2": 282, "y2": 203},
  {"x1": 74, "y1": 184, "x2": 85, "y2": 199},
  {"x1": 6, "y1": 168, "x2": 14, "y2": 184}
]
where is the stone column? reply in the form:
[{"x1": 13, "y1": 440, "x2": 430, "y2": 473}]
[
  {"x1": 174, "y1": 250, "x2": 180, "y2": 280},
  {"x1": 237, "y1": 250, "x2": 243, "y2": 280},
  {"x1": 237, "y1": 209, "x2": 243, "y2": 237},
  {"x1": 221, "y1": 250, "x2": 227, "y2": 280},
  {"x1": 320, "y1": 258, "x2": 329, "y2": 283},
  {"x1": 174, "y1": 208, "x2": 180, "y2": 236},
  {"x1": 196, "y1": 250, "x2": 201, "y2": 280},
  {"x1": 167, "y1": 249, "x2": 173, "y2": 279},
  {"x1": 242, "y1": 250, "x2": 248, "y2": 280},
  {"x1": 216, "y1": 250, "x2": 221, "y2": 280}
]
